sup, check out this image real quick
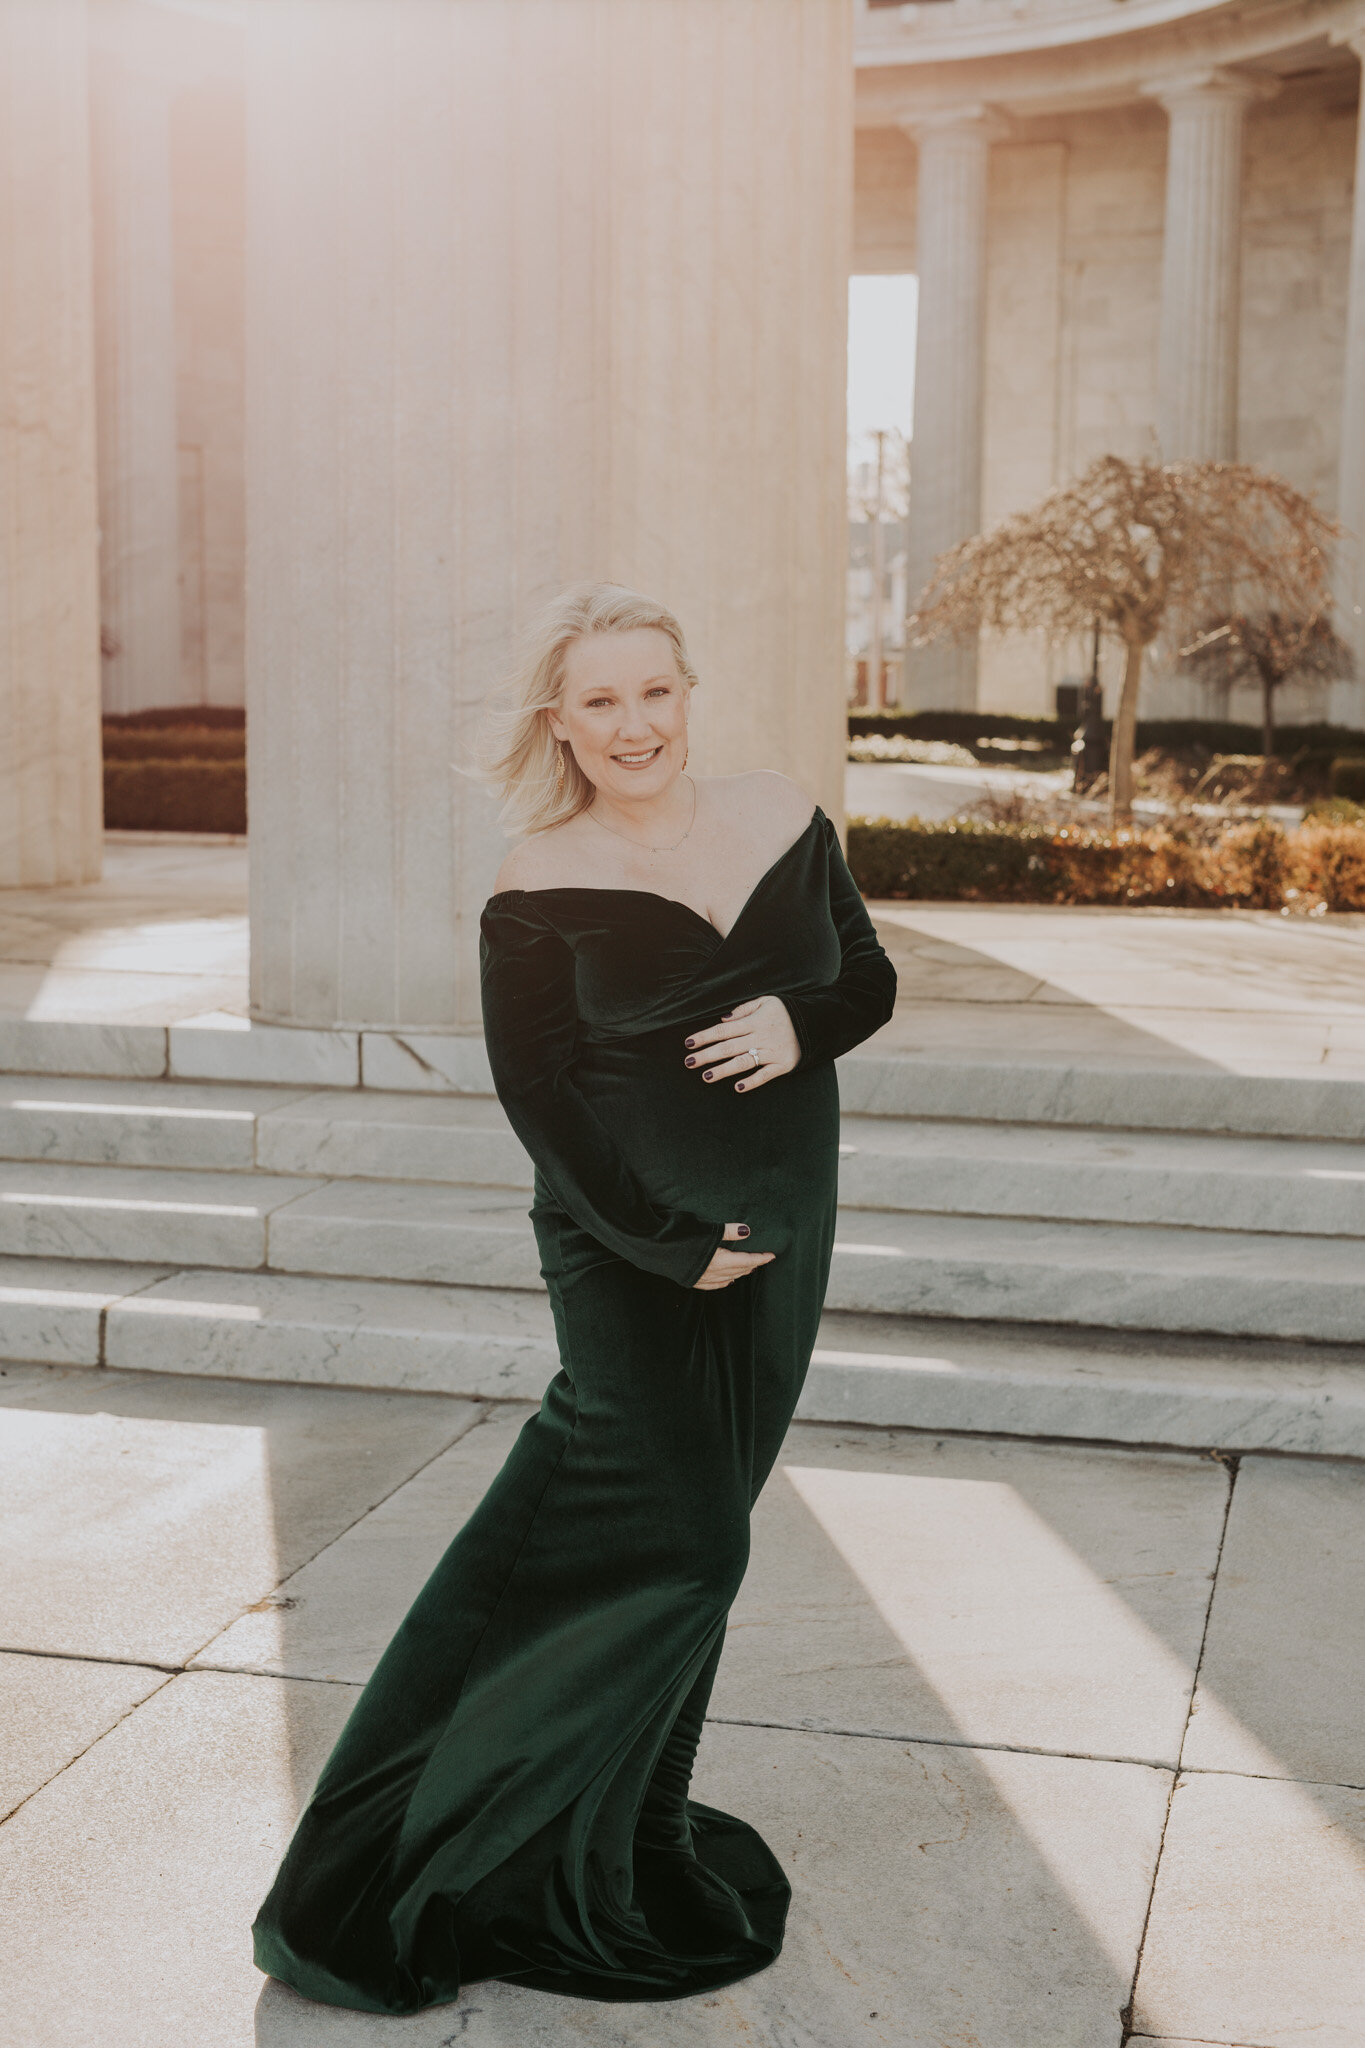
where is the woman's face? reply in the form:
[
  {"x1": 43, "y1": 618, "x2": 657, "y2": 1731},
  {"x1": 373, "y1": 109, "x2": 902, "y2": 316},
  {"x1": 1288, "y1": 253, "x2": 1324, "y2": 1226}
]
[{"x1": 547, "y1": 628, "x2": 689, "y2": 802}]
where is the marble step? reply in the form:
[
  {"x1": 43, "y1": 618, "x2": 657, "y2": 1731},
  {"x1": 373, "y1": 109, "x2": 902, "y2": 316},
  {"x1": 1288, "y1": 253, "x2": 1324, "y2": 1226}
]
[
  {"x1": 0, "y1": 1074, "x2": 310, "y2": 1171},
  {"x1": 837, "y1": 1116, "x2": 1365, "y2": 1237},
  {"x1": 823, "y1": 1209, "x2": 1365, "y2": 1342},
  {"x1": 4, "y1": 1018, "x2": 1365, "y2": 1139},
  {"x1": 5, "y1": 1079, "x2": 1365, "y2": 1240},
  {"x1": 0, "y1": 1074, "x2": 529, "y2": 1185},
  {"x1": 5, "y1": 1258, "x2": 1365, "y2": 1457},
  {"x1": 0, "y1": 1161, "x2": 326, "y2": 1269},
  {"x1": 838, "y1": 1052, "x2": 1365, "y2": 1142},
  {"x1": 2, "y1": 1160, "x2": 1364, "y2": 1339}
]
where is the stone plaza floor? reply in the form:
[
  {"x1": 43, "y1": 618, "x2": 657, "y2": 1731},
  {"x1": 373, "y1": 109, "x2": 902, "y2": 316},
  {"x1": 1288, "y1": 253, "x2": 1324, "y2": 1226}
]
[
  {"x1": 3, "y1": 830, "x2": 1365, "y2": 2045},
  {"x1": 4, "y1": 830, "x2": 1365, "y2": 1080},
  {"x1": 2, "y1": 1360, "x2": 1364, "y2": 2046}
]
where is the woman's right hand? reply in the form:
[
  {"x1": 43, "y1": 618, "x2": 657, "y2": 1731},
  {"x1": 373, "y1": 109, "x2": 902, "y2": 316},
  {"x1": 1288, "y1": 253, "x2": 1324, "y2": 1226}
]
[{"x1": 693, "y1": 1222, "x2": 776, "y2": 1291}]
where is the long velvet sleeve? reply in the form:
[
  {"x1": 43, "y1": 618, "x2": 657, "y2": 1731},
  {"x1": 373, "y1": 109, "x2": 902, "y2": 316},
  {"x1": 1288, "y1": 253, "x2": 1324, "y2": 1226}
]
[
  {"x1": 782, "y1": 814, "x2": 898, "y2": 1068},
  {"x1": 480, "y1": 894, "x2": 727, "y2": 1289}
]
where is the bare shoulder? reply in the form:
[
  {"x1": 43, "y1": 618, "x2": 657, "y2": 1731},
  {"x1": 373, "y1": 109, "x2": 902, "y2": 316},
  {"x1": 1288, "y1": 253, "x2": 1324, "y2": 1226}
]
[
  {"x1": 723, "y1": 769, "x2": 818, "y2": 836},
  {"x1": 492, "y1": 824, "x2": 583, "y2": 896}
]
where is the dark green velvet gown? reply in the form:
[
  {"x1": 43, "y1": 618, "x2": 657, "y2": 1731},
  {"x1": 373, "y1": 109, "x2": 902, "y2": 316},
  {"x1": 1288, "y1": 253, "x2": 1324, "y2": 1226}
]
[{"x1": 251, "y1": 804, "x2": 896, "y2": 2014}]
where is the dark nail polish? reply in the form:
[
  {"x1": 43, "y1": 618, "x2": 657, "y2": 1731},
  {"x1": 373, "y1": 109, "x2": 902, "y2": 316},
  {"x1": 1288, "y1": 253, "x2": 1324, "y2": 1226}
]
[
  {"x1": 735, "y1": 1082, "x2": 745, "y2": 1091},
  {"x1": 736, "y1": 1225, "x2": 750, "y2": 1237},
  {"x1": 702, "y1": 1070, "x2": 713, "y2": 1081},
  {"x1": 684, "y1": 1038, "x2": 695, "y2": 1048},
  {"x1": 685, "y1": 1056, "x2": 696, "y2": 1067}
]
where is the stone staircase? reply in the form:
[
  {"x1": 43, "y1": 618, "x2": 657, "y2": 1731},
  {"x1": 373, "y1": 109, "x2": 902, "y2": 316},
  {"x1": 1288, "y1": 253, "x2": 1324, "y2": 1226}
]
[{"x1": 2, "y1": 1025, "x2": 1365, "y2": 1455}]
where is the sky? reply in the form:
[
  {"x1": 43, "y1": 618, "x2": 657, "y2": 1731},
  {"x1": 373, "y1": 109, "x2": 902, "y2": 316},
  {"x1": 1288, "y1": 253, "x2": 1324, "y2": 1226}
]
[{"x1": 847, "y1": 273, "x2": 917, "y2": 468}]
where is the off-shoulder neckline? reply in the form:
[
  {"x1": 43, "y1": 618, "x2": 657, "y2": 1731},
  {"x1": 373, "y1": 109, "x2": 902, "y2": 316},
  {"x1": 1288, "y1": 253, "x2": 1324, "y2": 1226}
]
[{"x1": 484, "y1": 805, "x2": 825, "y2": 946}]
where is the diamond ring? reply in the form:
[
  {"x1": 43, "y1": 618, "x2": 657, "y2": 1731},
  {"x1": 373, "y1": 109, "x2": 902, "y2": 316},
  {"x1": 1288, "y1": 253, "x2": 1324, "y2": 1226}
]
[{"x1": 748, "y1": 1047, "x2": 760, "y2": 1068}]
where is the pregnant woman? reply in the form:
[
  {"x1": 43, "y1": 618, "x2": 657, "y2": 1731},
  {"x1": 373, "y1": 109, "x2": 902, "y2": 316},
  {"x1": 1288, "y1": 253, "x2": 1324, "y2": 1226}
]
[{"x1": 252, "y1": 583, "x2": 897, "y2": 2015}]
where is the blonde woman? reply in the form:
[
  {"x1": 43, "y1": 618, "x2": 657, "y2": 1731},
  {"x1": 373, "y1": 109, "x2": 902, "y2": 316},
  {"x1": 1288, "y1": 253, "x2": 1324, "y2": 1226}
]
[{"x1": 253, "y1": 584, "x2": 897, "y2": 2015}]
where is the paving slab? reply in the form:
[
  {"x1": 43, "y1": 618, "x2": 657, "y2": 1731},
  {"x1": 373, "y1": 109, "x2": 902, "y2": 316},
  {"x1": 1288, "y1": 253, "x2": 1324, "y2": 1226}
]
[
  {"x1": 823, "y1": 1208, "x2": 1365, "y2": 1341},
  {"x1": 0, "y1": 1368, "x2": 483, "y2": 1665},
  {"x1": 195, "y1": 1406, "x2": 525, "y2": 1680},
  {"x1": 200, "y1": 1403, "x2": 1223, "y2": 1768},
  {"x1": 0, "y1": 1074, "x2": 309, "y2": 1169},
  {"x1": 168, "y1": 1019, "x2": 359, "y2": 1087},
  {"x1": 1132, "y1": 1771, "x2": 1365, "y2": 2047},
  {"x1": 0, "y1": 1160, "x2": 324, "y2": 1268},
  {"x1": 836, "y1": 1114, "x2": 1365, "y2": 1234},
  {"x1": 802, "y1": 1310, "x2": 1365, "y2": 1457},
  {"x1": 0, "y1": 1668, "x2": 352, "y2": 2048},
  {"x1": 1183, "y1": 1456, "x2": 1365, "y2": 1788},
  {"x1": 253, "y1": 1725, "x2": 1167, "y2": 2047},
  {"x1": 0, "y1": 1015, "x2": 167, "y2": 1078},
  {"x1": 266, "y1": 1179, "x2": 542, "y2": 1287},
  {"x1": 0, "y1": 1649, "x2": 167, "y2": 1820},
  {"x1": 106, "y1": 1269, "x2": 558, "y2": 1398},
  {"x1": 714, "y1": 1425, "x2": 1226, "y2": 1766},
  {"x1": 0, "y1": 1255, "x2": 171, "y2": 1364},
  {"x1": 254, "y1": 1088, "x2": 526, "y2": 1184}
]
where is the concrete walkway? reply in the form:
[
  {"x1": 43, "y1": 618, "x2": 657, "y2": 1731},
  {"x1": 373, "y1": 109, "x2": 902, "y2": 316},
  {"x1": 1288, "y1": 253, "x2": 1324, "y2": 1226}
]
[
  {"x1": 0, "y1": 1362, "x2": 1361, "y2": 2046},
  {"x1": 4, "y1": 834, "x2": 1365, "y2": 1080}
]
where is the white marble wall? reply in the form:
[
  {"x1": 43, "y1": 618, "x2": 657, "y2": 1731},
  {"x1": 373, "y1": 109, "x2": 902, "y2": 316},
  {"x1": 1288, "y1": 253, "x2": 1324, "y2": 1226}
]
[
  {"x1": 0, "y1": 0, "x2": 103, "y2": 888},
  {"x1": 246, "y1": 0, "x2": 852, "y2": 1033}
]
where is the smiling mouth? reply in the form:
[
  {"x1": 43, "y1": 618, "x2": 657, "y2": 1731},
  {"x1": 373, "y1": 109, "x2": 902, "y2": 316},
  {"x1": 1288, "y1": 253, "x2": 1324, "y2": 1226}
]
[{"x1": 611, "y1": 745, "x2": 665, "y2": 766}]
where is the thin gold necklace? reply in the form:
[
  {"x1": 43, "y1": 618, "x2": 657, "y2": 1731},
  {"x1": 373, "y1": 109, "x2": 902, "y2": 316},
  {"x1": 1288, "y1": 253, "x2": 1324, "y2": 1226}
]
[{"x1": 585, "y1": 774, "x2": 697, "y2": 855}]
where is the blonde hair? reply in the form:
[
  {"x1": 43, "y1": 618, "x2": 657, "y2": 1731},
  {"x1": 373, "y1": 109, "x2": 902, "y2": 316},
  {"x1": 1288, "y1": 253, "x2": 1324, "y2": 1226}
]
[{"x1": 477, "y1": 582, "x2": 699, "y2": 837}]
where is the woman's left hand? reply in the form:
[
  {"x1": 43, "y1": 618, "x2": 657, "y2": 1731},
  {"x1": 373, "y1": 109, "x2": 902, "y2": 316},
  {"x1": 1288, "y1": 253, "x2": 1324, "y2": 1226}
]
[{"x1": 683, "y1": 995, "x2": 801, "y2": 1092}]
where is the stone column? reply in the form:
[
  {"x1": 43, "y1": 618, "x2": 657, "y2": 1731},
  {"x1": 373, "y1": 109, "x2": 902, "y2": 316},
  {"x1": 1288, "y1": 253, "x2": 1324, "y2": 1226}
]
[
  {"x1": 1335, "y1": 26, "x2": 1365, "y2": 713},
  {"x1": 0, "y1": 0, "x2": 103, "y2": 888},
  {"x1": 90, "y1": 0, "x2": 182, "y2": 714},
  {"x1": 1146, "y1": 68, "x2": 1269, "y2": 462},
  {"x1": 246, "y1": 0, "x2": 851, "y2": 1033},
  {"x1": 900, "y1": 107, "x2": 1002, "y2": 713}
]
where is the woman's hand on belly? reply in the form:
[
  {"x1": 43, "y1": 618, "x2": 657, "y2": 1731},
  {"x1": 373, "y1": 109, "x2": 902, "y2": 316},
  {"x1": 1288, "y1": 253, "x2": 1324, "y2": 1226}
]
[
  {"x1": 683, "y1": 995, "x2": 800, "y2": 1093},
  {"x1": 693, "y1": 1221, "x2": 778, "y2": 1291}
]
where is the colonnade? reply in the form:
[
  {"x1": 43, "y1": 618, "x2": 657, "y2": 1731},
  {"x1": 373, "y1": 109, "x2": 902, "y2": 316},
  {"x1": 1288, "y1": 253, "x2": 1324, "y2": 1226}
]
[
  {"x1": 0, "y1": 0, "x2": 851, "y2": 1030},
  {"x1": 901, "y1": 50, "x2": 1365, "y2": 711}
]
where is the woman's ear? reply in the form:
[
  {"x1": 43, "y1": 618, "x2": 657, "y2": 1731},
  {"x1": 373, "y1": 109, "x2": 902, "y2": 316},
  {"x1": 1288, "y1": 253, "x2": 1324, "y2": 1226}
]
[{"x1": 544, "y1": 706, "x2": 567, "y2": 743}]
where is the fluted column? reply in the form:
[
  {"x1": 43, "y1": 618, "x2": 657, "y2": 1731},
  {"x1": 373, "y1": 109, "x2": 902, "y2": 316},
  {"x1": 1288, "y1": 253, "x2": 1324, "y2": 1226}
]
[
  {"x1": 0, "y1": 0, "x2": 102, "y2": 887},
  {"x1": 900, "y1": 107, "x2": 1002, "y2": 712},
  {"x1": 1336, "y1": 26, "x2": 1365, "y2": 712},
  {"x1": 246, "y1": 0, "x2": 851, "y2": 1032},
  {"x1": 1146, "y1": 68, "x2": 1269, "y2": 462},
  {"x1": 89, "y1": 0, "x2": 182, "y2": 714}
]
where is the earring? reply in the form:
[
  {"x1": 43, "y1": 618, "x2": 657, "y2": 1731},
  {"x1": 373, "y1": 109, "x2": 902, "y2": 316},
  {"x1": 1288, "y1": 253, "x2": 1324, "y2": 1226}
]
[{"x1": 554, "y1": 742, "x2": 566, "y2": 786}]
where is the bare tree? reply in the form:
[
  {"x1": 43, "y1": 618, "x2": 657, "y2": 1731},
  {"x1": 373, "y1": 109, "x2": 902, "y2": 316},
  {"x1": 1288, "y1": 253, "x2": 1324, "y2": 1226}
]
[
  {"x1": 1181, "y1": 611, "x2": 1354, "y2": 758},
  {"x1": 907, "y1": 455, "x2": 1339, "y2": 821}
]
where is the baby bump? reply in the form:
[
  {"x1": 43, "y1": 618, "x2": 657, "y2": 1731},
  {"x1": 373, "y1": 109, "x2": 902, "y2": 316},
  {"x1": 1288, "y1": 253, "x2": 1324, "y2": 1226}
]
[{"x1": 573, "y1": 1039, "x2": 841, "y2": 1254}]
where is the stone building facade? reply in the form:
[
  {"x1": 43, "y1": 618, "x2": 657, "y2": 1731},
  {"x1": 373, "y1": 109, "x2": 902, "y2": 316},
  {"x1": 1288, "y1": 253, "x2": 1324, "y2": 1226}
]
[
  {"x1": 4, "y1": 0, "x2": 1365, "y2": 1011},
  {"x1": 856, "y1": 0, "x2": 1365, "y2": 725}
]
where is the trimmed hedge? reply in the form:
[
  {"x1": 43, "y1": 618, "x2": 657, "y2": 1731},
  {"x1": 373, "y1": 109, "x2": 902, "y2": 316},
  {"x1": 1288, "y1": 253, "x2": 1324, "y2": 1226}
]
[
  {"x1": 848, "y1": 815, "x2": 1365, "y2": 912},
  {"x1": 103, "y1": 759, "x2": 246, "y2": 834},
  {"x1": 103, "y1": 705, "x2": 244, "y2": 731},
  {"x1": 848, "y1": 710, "x2": 1365, "y2": 766},
  {"x1": 1332, "y1": 758, "x2": 1365, "y2": 802},
  {"x1": 102, "y1": 724, "x2": 245, "y2": 762}
]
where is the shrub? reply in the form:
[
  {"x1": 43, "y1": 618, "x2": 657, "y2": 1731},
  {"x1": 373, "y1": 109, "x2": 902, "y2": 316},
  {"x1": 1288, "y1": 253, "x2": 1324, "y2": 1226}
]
[
  {"x1": 1331, "y1": 758, "x2": 1365, "y2": 802},
  {"x1": 847, "y1": 709, "x2": 1365, "y2": 761},
  {"x1": 103, "y1": 759, "x2": 246, "y2": 834},
  {"x1": 847, "y1": 815, "x2": 1365, "y2": 911},
  {"x1": 102, "y1": 724, "x2": 245, "y2": 762},
  {"x1": 103, "y1": 705, "x2": 245, "y2": 731}
]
